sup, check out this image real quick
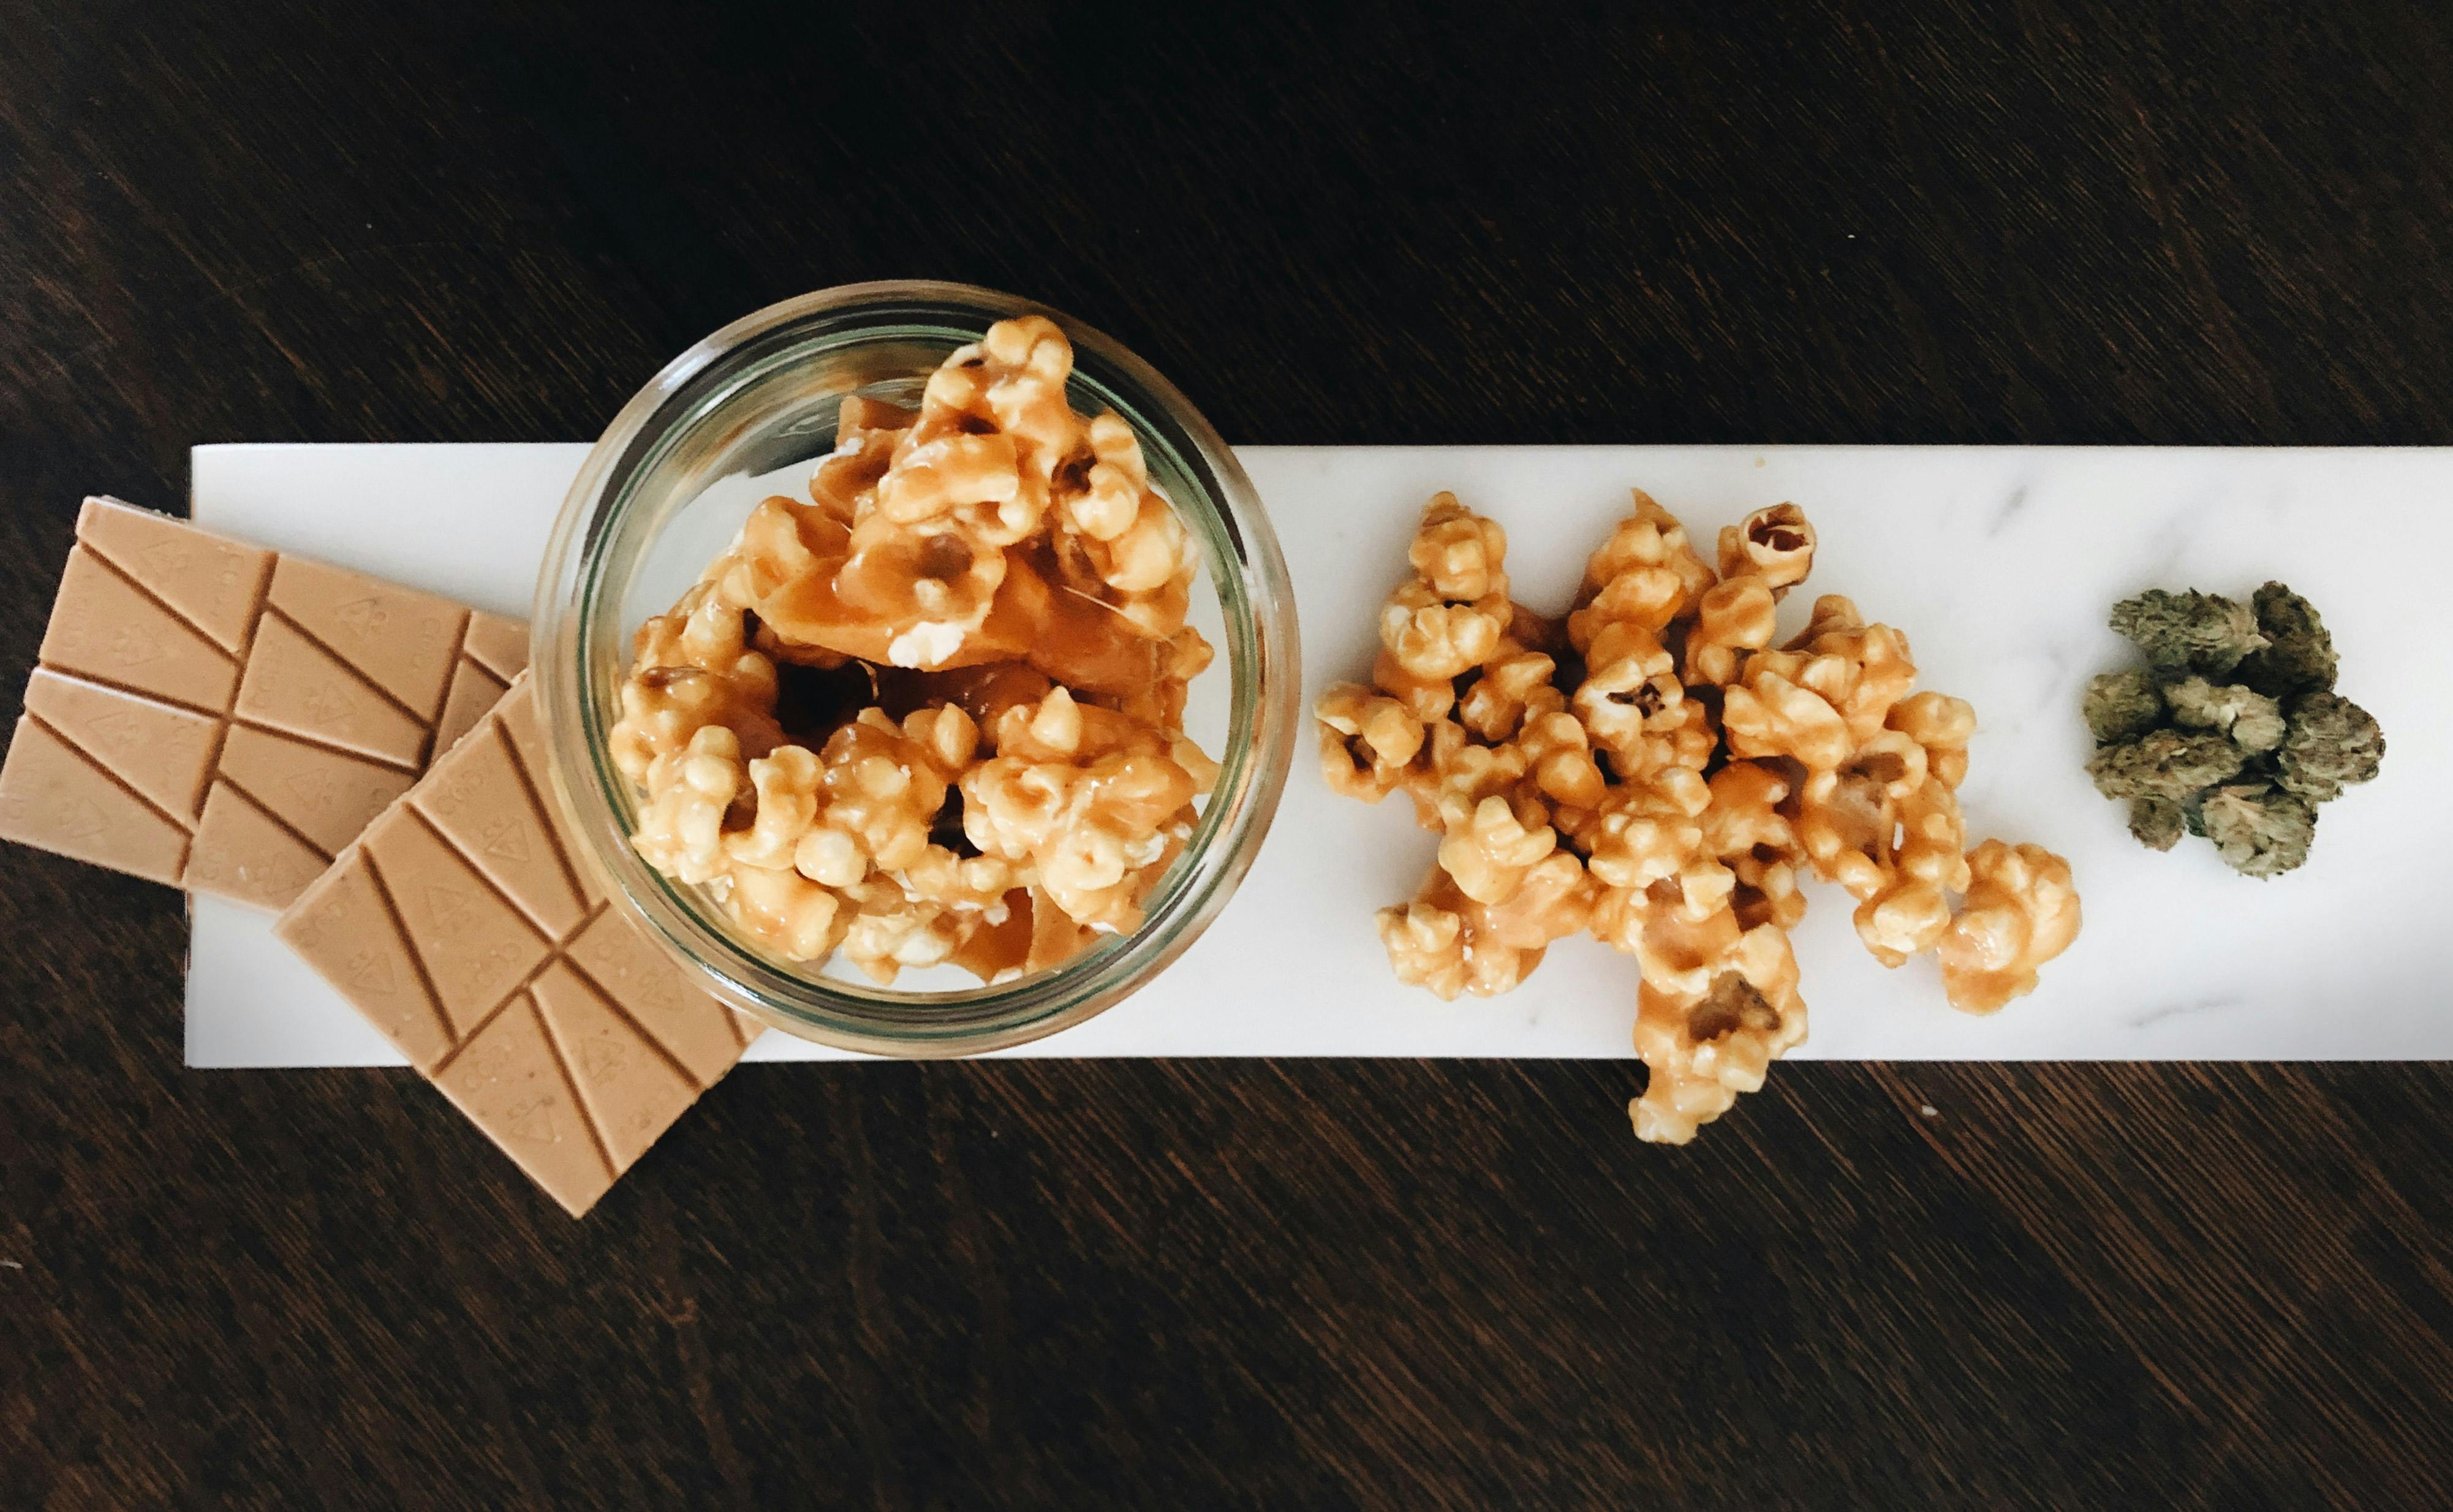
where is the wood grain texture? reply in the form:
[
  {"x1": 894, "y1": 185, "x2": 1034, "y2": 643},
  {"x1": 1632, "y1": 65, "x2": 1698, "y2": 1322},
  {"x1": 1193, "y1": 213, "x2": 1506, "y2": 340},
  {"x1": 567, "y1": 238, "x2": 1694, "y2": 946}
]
[{"x1": 4, "y1": 2, "x2": 2451, "y2": 1507}]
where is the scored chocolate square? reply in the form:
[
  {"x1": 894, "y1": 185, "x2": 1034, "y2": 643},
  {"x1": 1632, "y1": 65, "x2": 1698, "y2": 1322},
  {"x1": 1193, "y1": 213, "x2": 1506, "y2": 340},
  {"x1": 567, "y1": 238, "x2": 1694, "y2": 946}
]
[
  {"x1": 276, "y1": 675, "x2": 758, "y2": 1217},
  {"x1": 0, "y1": 496, "x2": 526, "y2": 908}
]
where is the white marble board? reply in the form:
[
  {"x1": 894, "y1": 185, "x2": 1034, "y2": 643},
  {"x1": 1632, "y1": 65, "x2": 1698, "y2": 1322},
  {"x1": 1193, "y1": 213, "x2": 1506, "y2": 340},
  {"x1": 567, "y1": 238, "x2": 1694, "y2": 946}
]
[{"x1": 183, "y1": 444, "x2": 2451, "y2": 1067}]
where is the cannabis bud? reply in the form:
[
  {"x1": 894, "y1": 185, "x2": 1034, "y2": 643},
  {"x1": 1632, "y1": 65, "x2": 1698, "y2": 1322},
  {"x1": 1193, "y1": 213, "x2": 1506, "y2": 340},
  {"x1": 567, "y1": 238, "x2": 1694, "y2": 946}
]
[
  {"x1": 2107, "y1": 589, "x2": 2267, "y2": 677},
  {"x1": 2085, "y1": 728, "x2": 2245, "y2": 799},
  {"x1": 2082, "y1": 670, "x2": 2165, "y2": 744},
  {"x1": 2162, "y1": 676, "x2": 2286, "y2": 754},
  {"x1": 2276, "y1": 689, "x2": 2386, "y2": 803},
  {"x1": 2197, "y1": 783, "x2": 2316, "y2": 879},
  {"x1": 2237, "y1": 583, "x2": 2338, "y2": 697},
  {"x1": 2082, "y1": 581, "x2": 2379, "y2": 877},
  {"x1": 2126, "y1": 796, "x2": 2185, "y2": 852}
]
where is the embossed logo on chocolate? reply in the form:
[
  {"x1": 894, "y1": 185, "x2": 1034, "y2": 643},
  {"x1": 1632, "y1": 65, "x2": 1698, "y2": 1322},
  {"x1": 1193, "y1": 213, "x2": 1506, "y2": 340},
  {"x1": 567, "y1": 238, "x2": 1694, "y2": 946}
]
[
  {"x1": 576, "y1": 1037, "x2": 628, "y2": 1080},
  {"x1": 602, "y1": 951, "x2": 678, "y2": 1013},
  {"x1": 422, "y1": 882, "x2": 474, "y2": 930},
  {"x1": 334, "y1": 597, "x2": 387, "y2": 638},
  {"x1": 346, "y1": 950, "x2": 397, "y2": 995},
  {"x1": 110, "y1": 626, "x2": 168, "y2": 668},
  {"x1": 300, "y1": 681, "x2": 354, "y2": 730},
  {"x1": 458, "y1": 940, "x2": 522, "y2": 991},
  {"x1": 454, "y1": 1040, "x2": 506, "y2": 1086},
  {"x1": 136, "y1": 537, "x2": 244, "y2": 603},
  {"x1": 480, "y1": 815, "x2": 530, "y2": 862},
  {"x1": 503, "y1": 1098, "x2": 557, "y2": 1144}
]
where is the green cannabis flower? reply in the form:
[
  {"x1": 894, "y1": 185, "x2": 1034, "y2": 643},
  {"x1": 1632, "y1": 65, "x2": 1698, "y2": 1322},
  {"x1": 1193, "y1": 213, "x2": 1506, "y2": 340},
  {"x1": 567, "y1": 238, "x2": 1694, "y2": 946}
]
[
  {"x1": 2086, "y1": 728, "x2": 2247, "y2": 801},
  {"x1": 2126, "y1": 796, "x2": 2186, "y2": 852},
  {"x1": 2083, "y1": 581, "x2": 2378, "y2": 877},
  {"x1": 2082, "y1": 670, "x2": 2166, "y2": 744},
  {"x1": 2109, "y1": 588, "x2": 2267, "y2": 676},
  {"x1": 2275, "y1": 689, "x2": 2386, "y2": 804},
  {"x1": 2237, "y1": 581, "x2": 2338, "y2": 697},
  {"x1": 2197, "y1": 783, "x2": 2316, "y2": 880},
  {"x1": 2162, "y1": 676, "x2": 2287, "y2": 755}
]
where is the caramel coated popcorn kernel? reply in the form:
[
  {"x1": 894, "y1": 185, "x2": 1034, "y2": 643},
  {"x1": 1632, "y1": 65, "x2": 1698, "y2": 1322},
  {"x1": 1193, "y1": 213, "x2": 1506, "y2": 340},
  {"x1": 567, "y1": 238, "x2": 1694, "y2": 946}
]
[{"x1": 1317, "y1": 490, "x2": 2083, "y2": 1144}]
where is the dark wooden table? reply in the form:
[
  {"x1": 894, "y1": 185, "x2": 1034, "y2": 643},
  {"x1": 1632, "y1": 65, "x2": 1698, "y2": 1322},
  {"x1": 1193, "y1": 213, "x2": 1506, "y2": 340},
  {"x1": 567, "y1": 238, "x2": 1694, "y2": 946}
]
[{"x1": 6, "y1": 4, "x2": 2451, "y2": 1507}]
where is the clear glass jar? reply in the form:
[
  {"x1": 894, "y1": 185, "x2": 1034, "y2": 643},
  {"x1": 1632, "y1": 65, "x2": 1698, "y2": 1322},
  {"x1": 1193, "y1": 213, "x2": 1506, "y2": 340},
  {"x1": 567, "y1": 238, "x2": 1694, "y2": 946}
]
[{"x1": 531, "y1": 281, "x2": 1300, "y2": 1056}]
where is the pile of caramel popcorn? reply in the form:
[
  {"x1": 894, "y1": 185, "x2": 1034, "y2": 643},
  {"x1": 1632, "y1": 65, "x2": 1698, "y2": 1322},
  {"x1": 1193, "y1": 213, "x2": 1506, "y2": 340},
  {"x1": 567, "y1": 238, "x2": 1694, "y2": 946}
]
[
  {"x1": 611, "y1": 317, "x2": 1216, "y2": 984},
  {"x1": 1319, "y1": 491, "x2": 2081, "y2": 1143}
]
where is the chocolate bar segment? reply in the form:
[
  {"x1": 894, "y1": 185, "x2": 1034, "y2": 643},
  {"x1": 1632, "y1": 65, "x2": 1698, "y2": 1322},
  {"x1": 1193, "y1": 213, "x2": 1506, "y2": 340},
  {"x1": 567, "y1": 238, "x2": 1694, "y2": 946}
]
[
  {"x1": 433, "y1": 660, "x2": 511, "y2": 759},
  {"x1": 265, "y1": 555, "x2": 468, "y2": 717},
  {"x1": 530, "y1": 961, "x2": 705, "y2": 1170},
  {"x1": 436, "y1": 989, "x2": 617, "y2": 1216},
  {"x1": 0, "y1": 496, "x2": 528, "y2": 908},
  {"x1": 458, "y1": 611, "x2": 529, "y2": 684},
  {"x1": 276, "y1": 675, "x2": 756, "y2": 1217},
  {"x1": 0, "y1": 713, "x2": 192, "y2": 885},
  {"x1": 187, "y1": 782, "x2": 331, "y2": 906},
  {"x1": 42, "y1": 543, "x2": 247, "y2": 710},
  {"x1": 21, "y1": 671, "x2": 221, "y2": 821}
]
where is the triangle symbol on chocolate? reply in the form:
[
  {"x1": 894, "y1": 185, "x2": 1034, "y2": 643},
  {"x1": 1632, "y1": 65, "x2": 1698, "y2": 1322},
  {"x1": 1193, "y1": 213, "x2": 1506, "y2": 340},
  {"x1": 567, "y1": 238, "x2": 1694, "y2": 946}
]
[
  {"x1": 109, "y1": 626, "x2": 167, "y2": 669},
  {"x1": 335, "y1": 597, "x2": 386, "y2": 637},
  {"x1": 347, "y1": 950, "x2": 398, "y2": 996},
  {"x1": 423, "y1": 883, "x2": 474, "y2": 929},
  {"x1": 504, "y1": 1098, "x2": 556, "y2": 1145},
  {"x1": 300, "y1": 680, "x2": 355, "y2": 731},
  {"x1": 481, "y1": 816, "x2": 531, "y2": 863},
  {"x1": 577, "y1": 1038, "x2": 627, "y2": 1079}
]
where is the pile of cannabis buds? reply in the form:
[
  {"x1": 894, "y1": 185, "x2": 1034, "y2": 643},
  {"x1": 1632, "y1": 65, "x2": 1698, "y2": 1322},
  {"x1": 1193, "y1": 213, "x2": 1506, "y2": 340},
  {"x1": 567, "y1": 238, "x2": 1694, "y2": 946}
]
[{"x1": 2083, "y1": 583, "x2": 2383, "y2": 877}]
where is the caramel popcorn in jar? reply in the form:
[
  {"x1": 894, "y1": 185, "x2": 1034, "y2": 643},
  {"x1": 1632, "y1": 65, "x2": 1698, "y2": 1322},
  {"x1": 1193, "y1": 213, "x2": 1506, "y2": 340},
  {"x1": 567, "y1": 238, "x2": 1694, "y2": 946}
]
[
  {"x1": 1317, "y1": 490, "x2": 2081, "y2": 1144},
  {"x1": 612, "y1": 319, "x2": 1215, "y2": 984}
]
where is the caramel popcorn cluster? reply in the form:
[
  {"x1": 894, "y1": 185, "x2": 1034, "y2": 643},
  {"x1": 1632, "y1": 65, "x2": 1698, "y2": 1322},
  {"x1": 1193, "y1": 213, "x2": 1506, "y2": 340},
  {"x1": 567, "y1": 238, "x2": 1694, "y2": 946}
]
[
  {"x1": 1319, "y1": 491, "x2": 2081, "y2": 1143},
  {"x1": 611, "y1": 319, "x2": 1214, "y2": 984}
]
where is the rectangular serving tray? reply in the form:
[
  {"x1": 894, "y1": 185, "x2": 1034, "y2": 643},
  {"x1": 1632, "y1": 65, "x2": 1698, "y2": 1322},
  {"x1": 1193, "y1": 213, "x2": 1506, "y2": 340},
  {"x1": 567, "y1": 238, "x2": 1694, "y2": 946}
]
[{"x1": 184, "y1": 444, "x2": 2450, "y2": 1066}]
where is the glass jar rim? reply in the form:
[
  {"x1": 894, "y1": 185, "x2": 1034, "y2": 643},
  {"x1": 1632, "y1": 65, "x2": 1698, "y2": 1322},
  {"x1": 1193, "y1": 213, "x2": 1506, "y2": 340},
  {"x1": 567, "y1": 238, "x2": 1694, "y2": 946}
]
[{"x1": 530, "y1": 281, "x2": 1301, "y2": 1057}]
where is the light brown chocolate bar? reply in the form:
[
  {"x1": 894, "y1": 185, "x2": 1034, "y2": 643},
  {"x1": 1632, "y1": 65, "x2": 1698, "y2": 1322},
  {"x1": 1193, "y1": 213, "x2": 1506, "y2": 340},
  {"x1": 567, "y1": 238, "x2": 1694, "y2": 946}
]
[
  {"x1": 0, "y1": 496, "x2": 526, "y2": 908},
  {"x1": 276, "y1": 675, "x2": 757, "y2": 1217}
]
